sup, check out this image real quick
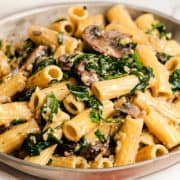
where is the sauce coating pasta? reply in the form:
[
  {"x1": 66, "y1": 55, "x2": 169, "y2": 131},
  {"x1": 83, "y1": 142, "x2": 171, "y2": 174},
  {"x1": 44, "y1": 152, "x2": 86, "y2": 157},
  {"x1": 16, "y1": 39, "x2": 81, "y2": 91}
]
[{"x1": 0, "y1": 4, "x2": 179, "y2": 169}]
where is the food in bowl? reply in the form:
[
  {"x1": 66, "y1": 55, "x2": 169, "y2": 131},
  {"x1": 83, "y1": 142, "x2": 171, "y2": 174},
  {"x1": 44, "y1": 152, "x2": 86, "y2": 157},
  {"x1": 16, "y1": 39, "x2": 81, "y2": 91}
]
[{"x1": 0, "y1": 4, "x2": 179, "y2": 169}]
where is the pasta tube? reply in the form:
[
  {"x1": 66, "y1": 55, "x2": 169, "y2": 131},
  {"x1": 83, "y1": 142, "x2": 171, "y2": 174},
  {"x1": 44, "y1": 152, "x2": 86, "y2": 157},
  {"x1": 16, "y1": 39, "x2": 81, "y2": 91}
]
[
  {"x1": 63, "y1": 100, "x2": 114, "y2": 142},
  {"x1": 48, "y1": 20, "x2": 75, "y2": 35},
  {"x1": 144, "y1": 108, "x2": 180, "y2": 149},
  {"x1": 135, "y1": 45, "x2": 172, "y2": 97},
  {"x1": 26, "y1": 65, "x2": 63, "y2": 88},
  {"x1": 140, "y1": 130, "x2": 155, "y2": 146},
  {"x1": 63, "y1": 94, "x2": 85, "y2": 115},
  {"x1": 0, "y1": 73, "x2": 26, "y2": 103},
  {"x1": 165, "y1": 56, "x2": 180, "y2": 73},
  {"x1": 136, "y1": 144, "x2": 168, "y2": 162},
  {"x1": 75, "y1": 14, "x2": 105, "y2": 37},
  {"x1": 0, "y1": 120, "x2": 39, "y2": 153},
  {"x1": 133, "y1": 92, "x2": 180, "y2": 124},
  {"x1": 106, "y1": 23, "x2": 148, "y2": 44},
  {"x1": 91, "y1": 157, "x2": 113, "y2": 168},
  {"x1": 0, "y1": 102, "x2": 32, "y2": 126},
  {"x1": 92, "y1": 75, "x2": 139, "y2": 101},
  {"x1": 29, "y1": 78, "x2": 76, "y2": 112},
  {"x1": 25, "y1": 145, "x2": 56, "y2": 165},
  {"x1": 107, "y1": 5, "x2": 137, "y2": 29},
  {"x1": 68, "y1": 6, "x2": 88, "y2": 25},
  {"x1": 29, "y1": 25, "x2": 58, "y2": 50},
  {"x1": 51, "y1": 156, "x2": 88, "y2": 168},
  {"x1": 115, "y1": 116, "x2": 143, "y2": 166}
]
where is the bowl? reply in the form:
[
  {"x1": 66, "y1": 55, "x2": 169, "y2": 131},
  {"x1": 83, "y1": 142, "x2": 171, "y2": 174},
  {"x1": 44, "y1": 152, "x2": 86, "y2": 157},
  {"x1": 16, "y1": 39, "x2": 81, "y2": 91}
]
[{"x1": 0, "y1": 1, "x2": 179, "y2": 179}]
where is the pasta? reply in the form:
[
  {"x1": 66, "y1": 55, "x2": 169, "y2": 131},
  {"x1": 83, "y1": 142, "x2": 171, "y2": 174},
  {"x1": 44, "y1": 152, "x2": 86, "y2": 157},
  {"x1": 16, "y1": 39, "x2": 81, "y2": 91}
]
[{"x1": 0, "y1": 4, "x2": 179, "y2": 169}]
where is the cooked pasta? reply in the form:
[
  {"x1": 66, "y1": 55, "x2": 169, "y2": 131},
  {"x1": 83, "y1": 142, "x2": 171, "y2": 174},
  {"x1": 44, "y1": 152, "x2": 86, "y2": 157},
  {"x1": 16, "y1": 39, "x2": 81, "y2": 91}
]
[{"x1": 0, "y1": 4, "x2": 179, "y2": 169}]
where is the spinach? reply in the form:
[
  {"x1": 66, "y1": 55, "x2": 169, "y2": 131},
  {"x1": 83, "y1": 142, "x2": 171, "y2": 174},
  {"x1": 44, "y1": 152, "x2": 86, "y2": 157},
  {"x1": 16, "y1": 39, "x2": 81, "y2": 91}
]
[
  {"x1": 58, "y1": 32, "x2": 64, "y2": 45},
  {"x1": 169, "y1": 69, "x2": 180, "y2": 91},
  {"x1": 24, "y1": 39, "x2": 36, "y2": 53},
  {"x1": 94, "y1": 129, "x2": 106, "y2": 143},
  {"x1": 79, "y1": 137, "x2": 88, "y2": 149},
  {"x1": 67, "y1": 84, "x2": 103, "y2": 123},
  {"x1": 32, "y1": 57, "x2": 56, "y2": 74},
  {"x1": 13, "y1": 86, "x2": 37, "y2": 101},
  {"x1": 67, "y1": 84, "x2": 89, "y2": 101},
  {"x1": 102, "y1": 118, "x2": 124, "y2": 124},
  {"x1": 41, "y1": 92, "x2": 59, "y2": 122},
  {"x1": 146, "y1": 22, "x2": 171, "y2": 40},
  {"x1": 129, "y1": 67, "x2": 154, "y2": 97},
  {"x1": 90, "y1": 109, "x2": 102, "y2": 123},
  {"x1": 24, "y1": 130, "x2": 61, "y2": 156},
  {"x1": 49, "y1": 79, "x2": 60, "y2": 85},
  {"x1": 156, "y1": 52, "x2": 172, "y2": 64},
  {"x1": 11, "y1": 119, "x2": 27, "y2": 125},
  {"x1": 63, "y1": 72, "x2": 71, "y2": 80}
]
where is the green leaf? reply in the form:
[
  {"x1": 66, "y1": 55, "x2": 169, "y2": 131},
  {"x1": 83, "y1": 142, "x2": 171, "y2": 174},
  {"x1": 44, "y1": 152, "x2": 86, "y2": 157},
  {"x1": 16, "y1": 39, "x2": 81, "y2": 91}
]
[
  {"x1": 169, "y1": 69, "x2": 180, "y2": 91},
  {"x1": 11, "y1": 119, "x2": 27, "y2": 125},
  {"x1": 41, "y1": 92, "x2": 59, "y2": 122},
  {"x1": 90, "y1": 109, "x2": 102, "y2": 123},
  {"x1": 14, "y1": 86, "x2": 37, "y2": 101},
  {"x1": 102, "y1": 118, "x2": 124, "y2": 124},
  {"x1": 24, "y1": 39, "x2": 36, "y2": 53},
  {"x1": 67, "y1": 84, "x2": 90, "y2": 101},
  {"x1": 94, "y1": 129, "x2": 106, "y2": 143},
  {"x1": 58, "y1": 32, "x2": 64, "y2": 45},
  {"x1": 32, "y1": 57, "x2": 56, "y2": 74},
  {"x1": 130, "y1": 53, "x2": 143, "y2": 70}
]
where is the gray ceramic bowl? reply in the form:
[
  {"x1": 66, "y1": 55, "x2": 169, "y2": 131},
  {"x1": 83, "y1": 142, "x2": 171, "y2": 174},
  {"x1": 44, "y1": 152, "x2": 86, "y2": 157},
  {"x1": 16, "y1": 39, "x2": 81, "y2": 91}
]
[{"x1": 0, "y1": 1, "x2": 179, "y2": 180}]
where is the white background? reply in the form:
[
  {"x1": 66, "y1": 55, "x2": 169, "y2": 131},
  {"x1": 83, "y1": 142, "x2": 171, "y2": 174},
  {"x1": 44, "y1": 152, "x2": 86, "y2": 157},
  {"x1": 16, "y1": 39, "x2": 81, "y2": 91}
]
[{"x1": 0, "y1": 0, "x2": 179, "y2": 179}]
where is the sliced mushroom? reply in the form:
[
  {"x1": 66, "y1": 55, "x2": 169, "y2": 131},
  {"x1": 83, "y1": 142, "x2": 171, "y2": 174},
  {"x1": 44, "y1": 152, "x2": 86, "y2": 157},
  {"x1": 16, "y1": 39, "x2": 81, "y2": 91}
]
[
  {"x1": 56, "y1": 54, "x2": 74, "y2": 71},
  {"x1": 20, "y1": 45, "x2": 49, "y2": 71},
  {"x1": 115, "y1": 102, "x2": 141, "y2": 118},
  {"x1": 82, "y1": 25, "x2": 134, "y2": 58},
  {"x1": 75, "y1": 59, "x2": 99, "y2": 86}
]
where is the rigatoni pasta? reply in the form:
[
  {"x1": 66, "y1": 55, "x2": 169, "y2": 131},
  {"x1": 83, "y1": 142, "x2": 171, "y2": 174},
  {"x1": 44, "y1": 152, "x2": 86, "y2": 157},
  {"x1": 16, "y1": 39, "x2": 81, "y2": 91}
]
[{"x1": 0, "y1": 4, "x2": 179, "y2": 169}]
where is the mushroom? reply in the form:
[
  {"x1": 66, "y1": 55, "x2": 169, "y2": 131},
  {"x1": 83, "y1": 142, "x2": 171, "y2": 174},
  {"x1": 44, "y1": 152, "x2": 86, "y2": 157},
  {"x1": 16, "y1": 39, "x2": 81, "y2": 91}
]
[
  {"x1": 115, "y1": 102, "x2": 141, "y2": 118},
  {"x1": 57, "y1": 54, "x2": 74, "y2": 71},
  {"x1": 20, "y1": 45, "x2": 49, "y2": 71},
  {"x1": 82, "y1": 25, "x2": 135, "y2": 58},
  {"x1": 76, "y1": 59, "x2": 99, "y2": 86}
]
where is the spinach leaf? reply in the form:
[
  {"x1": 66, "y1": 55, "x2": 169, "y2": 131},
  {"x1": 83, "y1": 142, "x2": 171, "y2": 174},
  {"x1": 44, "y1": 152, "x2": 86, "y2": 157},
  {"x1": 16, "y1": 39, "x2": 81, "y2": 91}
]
[
  {"x1": 32, "y1": 57, "x2": 56, "y2": 74},
  {"x1": 41, "y1": 92, "x2": 59, "y2": 122},
  {"x1": 102, "y1": 118, "x2": 124, "y2": 124},
  {"x1": 128, "y1": 67, "x2": 154, "y2": 97},
  {"x1": 146, "y1": 22, "x2": 171, "y2": 40},
  {"x1": 156, "y1": 52, "x2": 172, "y2": 64},
  {"x1": 94, "y1": 129, "x2": 106, "y2": 143},
  {"x1": 58, "y1": 32, "x2": 64, "y2": 45},
  {"x1": 24, "y1": 130, "x2": 61, "y2": 156},
  {"x1": 13, "y1": 86, "x2": 37, "y2": 101},
  {"x1": 11, "y1": 119, "x2": 27, "y2": 125},
  {"x1": 24, "y1": 39, "x2": 36, "y2": 53},
  {"x1": 169, "y1": 69, "x2": 180, "y2": 91},
  {"x1": 90, "y1": 109, "x2": 102, "y2": 123},
  {"x1": 67, "y1": 84, "x2": 89, "y2": 101}
]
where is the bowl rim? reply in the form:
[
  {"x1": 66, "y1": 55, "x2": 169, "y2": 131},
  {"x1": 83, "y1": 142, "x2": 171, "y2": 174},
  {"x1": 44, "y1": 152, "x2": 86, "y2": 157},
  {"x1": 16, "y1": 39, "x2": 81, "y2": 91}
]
[{"x1": 0, "y1": 0, "x2": 179, "y2": 173}]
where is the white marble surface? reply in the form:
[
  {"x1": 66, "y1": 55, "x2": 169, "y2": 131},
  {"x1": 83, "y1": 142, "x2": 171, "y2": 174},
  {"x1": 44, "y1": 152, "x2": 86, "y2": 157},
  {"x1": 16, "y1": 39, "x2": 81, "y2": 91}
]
[{"x1": 0, "y1": 0, "x2": 179, "y2": 179}]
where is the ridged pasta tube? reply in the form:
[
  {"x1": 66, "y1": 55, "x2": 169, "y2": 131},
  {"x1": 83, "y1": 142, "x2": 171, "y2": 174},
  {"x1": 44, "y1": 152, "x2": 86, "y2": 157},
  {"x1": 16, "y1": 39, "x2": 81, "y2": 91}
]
[
  {"x1": 92, "y1": 75, "x2": 139, "y2": 101},
  {"x1": 26, "y1": 65, "x2": 63, "y2": 88},
  {"x1": 63, "y1": 100, "x2": 114, "y2": 142}
]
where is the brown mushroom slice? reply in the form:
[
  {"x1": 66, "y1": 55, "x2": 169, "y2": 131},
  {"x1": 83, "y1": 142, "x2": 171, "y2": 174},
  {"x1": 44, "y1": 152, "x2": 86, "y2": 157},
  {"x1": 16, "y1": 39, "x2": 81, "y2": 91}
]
[
  {"x1": 82, "y1": 25, "x2": 134, "y2": 58},
  {"x1": 20, "y1": 45, "x2": 49, "y2": 71},
  {"x1": 115, "y1": 102, "x2": 141, "y2": 118}
]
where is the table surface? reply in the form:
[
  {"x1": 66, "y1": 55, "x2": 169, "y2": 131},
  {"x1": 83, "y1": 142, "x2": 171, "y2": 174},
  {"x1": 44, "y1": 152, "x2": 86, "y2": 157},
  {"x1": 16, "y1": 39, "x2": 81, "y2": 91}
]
[{"x1": 0, "y1": 0, "x2": 179, "y2": 179}]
